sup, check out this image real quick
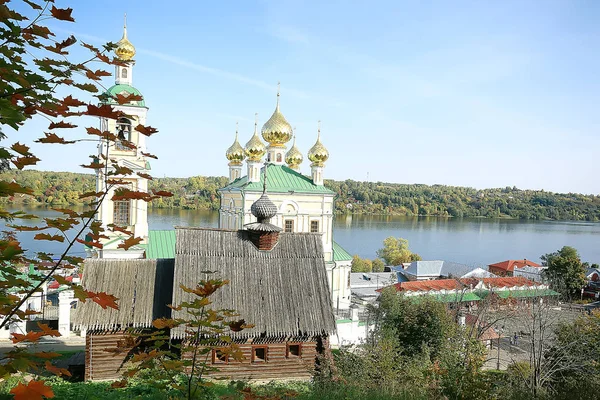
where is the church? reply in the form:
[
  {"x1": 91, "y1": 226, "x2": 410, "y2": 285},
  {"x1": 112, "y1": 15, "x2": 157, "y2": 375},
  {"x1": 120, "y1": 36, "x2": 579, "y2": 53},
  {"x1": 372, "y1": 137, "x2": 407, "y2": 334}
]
[{"x1": 88, "y1": 20, "x2": 352, "y2": 311}]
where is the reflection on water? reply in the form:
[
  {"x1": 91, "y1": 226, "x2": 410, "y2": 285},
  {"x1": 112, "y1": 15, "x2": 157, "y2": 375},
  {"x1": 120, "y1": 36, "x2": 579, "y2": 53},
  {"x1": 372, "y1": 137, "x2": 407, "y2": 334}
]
[{"x1": 3, "y1": 207, "x2": 600, "y2": 266}]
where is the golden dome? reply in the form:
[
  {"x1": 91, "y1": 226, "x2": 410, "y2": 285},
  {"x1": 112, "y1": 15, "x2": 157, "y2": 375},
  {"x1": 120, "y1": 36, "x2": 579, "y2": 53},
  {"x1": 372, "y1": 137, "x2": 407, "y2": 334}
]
[
  {"x1": 115, "y1": 15, "x2": 136, "y2": 61},
  {"x1": 308, "y1": 122, "x2": 329, "y2": 167},
  {"x1": 245, "y1": 115, "x2": 266, "y2": 162},
  {"x1": 285, "y1": 132, "x2": 303, "y2": 170},
  {"x1": 261, "y1": 84, "x2": 293, "y2": 147},
  {"x1": 226, "y1": 124, "x2": 245, "y2": 165}
]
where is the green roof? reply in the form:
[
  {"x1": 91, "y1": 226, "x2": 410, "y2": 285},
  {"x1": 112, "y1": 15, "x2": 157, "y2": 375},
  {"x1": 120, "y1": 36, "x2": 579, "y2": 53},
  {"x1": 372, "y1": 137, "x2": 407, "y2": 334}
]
[
  {"x1": 145, "y1": 230, "x2": 176, "y2": 259},
  {"x1": 220, "y1": 164, "x2": 335, "y2": 195},
  {"x1": 333, "y1": 241, "x2": 353, "y2": 262},
  {"x1": 479, "y1": 289, "x2": 560, "y2": 299},
  {"x1": 432, "y1": 292, "x2": 482, "y2": 303},
  {"x1": 103, "y1": 84, "x2": 146, "y2": 107}
]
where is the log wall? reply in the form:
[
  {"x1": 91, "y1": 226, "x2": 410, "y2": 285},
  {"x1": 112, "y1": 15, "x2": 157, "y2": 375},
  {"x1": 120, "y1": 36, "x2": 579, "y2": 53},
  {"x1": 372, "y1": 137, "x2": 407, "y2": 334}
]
[{"x1": 85, "y1": 331, "x2": 137, "y2": 381}]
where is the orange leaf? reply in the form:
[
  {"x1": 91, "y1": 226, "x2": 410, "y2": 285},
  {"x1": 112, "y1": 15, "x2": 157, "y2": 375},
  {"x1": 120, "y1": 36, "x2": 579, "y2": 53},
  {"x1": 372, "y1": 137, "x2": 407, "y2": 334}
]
[
  {"x1": 48, "y1": 121, "x2": 77, "y2": 130},
  {"x1": 76, "y1": 238, "x2": 103, "y2": 249},
  {"x1": 117, "y1": 236, "x2": 143, "y2": 250},
  {"x1": 45, "y1": 361, "x2": 71, "y2": 377},
  {"x1": 12, "y1": 155, "x2": 41, "y2": 170},
  {"x1": 80, "y1": 161, "x2": 105, "y2": 170},
  {"x1": 152, "y1": 318, "x2": 179, "y2": 329},
  {"x1": 50, "y1": 6, "x2": 75, "y2": 22},
  {"x1": 108, "y1": 224, "x2": 133, "y2": 235},
  {"x1": 12, "y1": 331, "x2": 44, "y2": 344},
  {"x1": 37, "y1": 322, "x2": 61, "y2": 337},
  {"x1": 86, "y1": 127, "x2": 117, "y2": 141},
  {"x1": 79, "y1": 191, "x2": 104, "y2": 199},
  {"x1": 153, "y1": 190, "x2": 173, "y2": 198},
  {"x1": 10, "y1": 380, "x2": 54, "y2": 400},
  {"x1": 115, "y1": 93, "x2": 143, "y2": 105},
  {"x1": 135, "y1": 124, "x2": 158, "y2": 137},
  {"x1": 137, "y1": 172, "x2": 153, "y2": 180},
  {"x1": 34, "y1": 233, "x2": 64, "y2": 242},
  {"x1": 112, "y1": 188, "x2": 155, "y2": 202},
  {"x1": 85, "y1": 69, "x2": 111, "y2": 81},
  {"x1": 36, "y1": 132, "x2": 77, "y2": 145},
  {"x1": 111, "y1": 379, "x2": 128, "y2": 388},
  {"x1": 86, "y1": 104, "x2": 122, "y2": 120},
  {"x1": 82, "y1": 42, "x2": 99, "y2": 53},
  {"x1": 11, "y1": 142, "x2": 30, "y2": 156},
  {"x1": 141, "y1": 151, "x2": 158, "y2": 159},
  {"x1": 62, "y1": 95, "x2": 85, "y2": 107},
  {"x1": 33, "y1": 352, "x2": 61, "y2": 359},
  {"x1": 90, "y1": 291, "x2": 119, "y2": 310}
]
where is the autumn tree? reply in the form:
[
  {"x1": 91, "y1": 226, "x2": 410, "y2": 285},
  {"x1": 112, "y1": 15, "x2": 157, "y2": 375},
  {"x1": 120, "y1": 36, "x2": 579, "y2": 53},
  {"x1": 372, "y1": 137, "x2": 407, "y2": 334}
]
[
  {"x1": 376, "y1": 237, "x2": 421, "y2": 266},
  {"x1": 351, "y1": 255, "x2": 372, "y2": 273},
  {"x1": 372, "y1": 258, "x2": 385, "y2": 272},
  {"x1": 0, "y1": 1, "x2": 167, "y2": 397},
  {"x1": 541, "y1": 246, "x2": 586, "y2": 298}
]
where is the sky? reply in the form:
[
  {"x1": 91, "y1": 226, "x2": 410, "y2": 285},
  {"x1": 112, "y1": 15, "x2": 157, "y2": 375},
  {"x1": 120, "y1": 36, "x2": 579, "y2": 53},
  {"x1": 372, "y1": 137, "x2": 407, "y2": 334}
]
[{"x1": 11, "y1": 0, "x2": 600, "y2": 193}]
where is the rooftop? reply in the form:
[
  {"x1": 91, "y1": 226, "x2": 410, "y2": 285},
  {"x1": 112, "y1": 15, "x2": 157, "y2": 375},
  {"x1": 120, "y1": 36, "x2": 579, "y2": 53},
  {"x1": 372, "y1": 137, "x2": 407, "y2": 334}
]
[
  {"x1": 488, "y1": 259, "x2": 542, "y2": 272},
  {"x1": 219, "y1": 163, "x2": 335, "y2": 195}
]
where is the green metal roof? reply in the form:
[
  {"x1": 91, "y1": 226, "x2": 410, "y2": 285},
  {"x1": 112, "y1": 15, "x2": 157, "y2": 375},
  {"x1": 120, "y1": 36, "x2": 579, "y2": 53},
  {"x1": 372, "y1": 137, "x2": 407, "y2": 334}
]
[
  {"x1": 333, "y1": 241, "x2": 353, "y2": 262},
  {"x1": 433, "y1": 292, "x2": 482, "y2": 303},
  {"x1": 103, "y1": 84, "x2": 146, "y2": 107},
  {"x1": 220, "y1": 164, "x2": 335, "y2": 195},
  {"x1": 479, "y1": 289, "x2": 560, "y2": 299},
  {"x1": 145, "y1": 230, "x2": 176, "y2": 259}
]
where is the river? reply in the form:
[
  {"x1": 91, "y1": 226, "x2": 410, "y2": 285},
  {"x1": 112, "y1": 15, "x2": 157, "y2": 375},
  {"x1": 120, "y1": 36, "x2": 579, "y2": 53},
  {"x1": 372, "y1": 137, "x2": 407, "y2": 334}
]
[{"x1": 4, "y1": 207, "x2": 600, "y2": 266}]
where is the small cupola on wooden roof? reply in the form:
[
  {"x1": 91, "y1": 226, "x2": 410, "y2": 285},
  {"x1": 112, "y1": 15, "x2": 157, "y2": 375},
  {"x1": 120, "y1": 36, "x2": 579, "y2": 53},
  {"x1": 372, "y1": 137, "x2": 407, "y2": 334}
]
[{"x1": 244, "y1": 163, "x2": 282, "y2": 250}]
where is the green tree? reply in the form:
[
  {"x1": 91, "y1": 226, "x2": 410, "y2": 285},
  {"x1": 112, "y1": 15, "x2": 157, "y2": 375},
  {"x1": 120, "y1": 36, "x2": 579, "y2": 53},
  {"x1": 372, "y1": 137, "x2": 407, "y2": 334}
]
[
  {"x1": 541, "y1": 246, "x2": 586, "y2": 297},
  {"x1": 372, "y1": 258, "x2": 385, "y2": 272},
  {"x1": 376, "y1": 237, "x2": 422, "y2": 266},
  {"x1": 351, "y1": 255, "x2": 372, "y2": 273}
]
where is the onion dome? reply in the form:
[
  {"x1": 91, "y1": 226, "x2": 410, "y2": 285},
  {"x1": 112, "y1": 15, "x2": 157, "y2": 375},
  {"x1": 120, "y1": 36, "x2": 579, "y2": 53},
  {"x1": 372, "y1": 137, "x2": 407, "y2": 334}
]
[
  {"x1": 285, "y1": 132, "x2": 303, "y2": 170},
  {"x1": 226, "y1": 124, "x2": 245, "y2": 165},
  {"x1": 261, "y1": 84, "x2": 293, "y2": 147},
  {"x1": 115, "y1": 15, "x2": 136, "y2": 61},
  {"x1": 245, "y1": 115, "x2": 266, "y2": 162},
  {"x1": 251, "y1": 193, "x2": 278, "y2": 221},
  {"x1": 308, "y1": 121, "x2": 329, "y2": 166}
]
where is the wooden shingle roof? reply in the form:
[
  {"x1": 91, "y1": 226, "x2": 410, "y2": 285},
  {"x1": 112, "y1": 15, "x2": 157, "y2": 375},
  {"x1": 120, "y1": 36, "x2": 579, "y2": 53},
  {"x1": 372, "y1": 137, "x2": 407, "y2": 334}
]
[
  {"x1": 171, "y1": 227, "x2": 336, "y2": 339},
  {"x1": 73, "y1": 259, "x2": 174, "y2": 330}
]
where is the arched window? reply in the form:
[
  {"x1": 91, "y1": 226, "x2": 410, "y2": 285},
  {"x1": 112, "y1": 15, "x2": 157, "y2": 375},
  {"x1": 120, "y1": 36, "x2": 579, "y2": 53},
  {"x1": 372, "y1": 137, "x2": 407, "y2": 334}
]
[
  {"x1": 276, "y1": 153, "x2": 282, "y2": 162},
  {"x1": 116, "y1": 118, "x2": 132, "y2": 151},
  {"x1": 121, "y1": 68, "x2": 128, "y2": 79}
]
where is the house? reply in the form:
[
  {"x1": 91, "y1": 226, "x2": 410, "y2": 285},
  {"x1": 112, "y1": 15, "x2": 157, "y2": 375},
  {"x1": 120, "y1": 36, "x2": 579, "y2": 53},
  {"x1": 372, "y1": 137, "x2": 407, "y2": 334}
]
[
  {"x1": 350, "y1": 272, "x2": 398, "y2": 302},
  {"x1": 488, "y1": 259, "x2": 542, "y2": 277},
  {"x1": 400, "y1": 260, "x2": 495, "y2": 281},
  {"x1": 379, "y1": 276, "x2": 559, "y2": 304},
  {"x1": 75, "y1": 189, "x2": 335, "y2": 381},
  {"x1": 586, "y1": 268, "x2": 600, "y2": 282}
]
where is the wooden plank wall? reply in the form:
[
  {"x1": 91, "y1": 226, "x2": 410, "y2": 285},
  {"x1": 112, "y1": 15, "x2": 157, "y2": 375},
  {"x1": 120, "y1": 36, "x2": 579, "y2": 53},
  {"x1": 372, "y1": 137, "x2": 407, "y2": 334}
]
[
  {"x1": 86, "y1": 331, "x2": 136, "y2": 381},
  {"x1": 184, "y1": 341, "x2": 320, "y2": 380}
]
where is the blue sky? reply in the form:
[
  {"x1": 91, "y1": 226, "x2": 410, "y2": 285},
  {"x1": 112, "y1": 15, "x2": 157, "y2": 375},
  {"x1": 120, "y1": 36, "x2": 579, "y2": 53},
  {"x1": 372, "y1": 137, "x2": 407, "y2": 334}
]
[{"x1": 13, "y1": 0, "x2": 600, "y2": 193}]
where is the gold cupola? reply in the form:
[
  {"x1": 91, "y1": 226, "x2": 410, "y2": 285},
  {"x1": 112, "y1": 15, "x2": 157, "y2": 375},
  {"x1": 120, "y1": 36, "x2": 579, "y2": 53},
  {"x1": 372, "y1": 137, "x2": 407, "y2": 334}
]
[
  {"x1": 115, "y1": 14, "x2": 136, "y2": 61},
  {"x1": 261, "y1": 83, "x2": 293, "y2": 147},
  {"x1": 226, "y1": 123, "x2": 245, "y2": 165},
  {"x1": 245, "y1": 114, "x2": 267, "y2": 162},
  {"x1": 308, "y1": 121, "x2": 329, "y2": 167},
  {"x1": 285, "y1": 130, "x2": 303, "y2": 170}
]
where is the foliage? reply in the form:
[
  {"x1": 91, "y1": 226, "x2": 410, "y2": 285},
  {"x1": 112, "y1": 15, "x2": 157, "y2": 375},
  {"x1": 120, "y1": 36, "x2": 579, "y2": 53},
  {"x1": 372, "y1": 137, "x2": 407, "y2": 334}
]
[
  {"x1": 376, "y1": 237, "x2": 421, "y2": 266},
  {"x1": 6, "y1": 171, "x2": 600, "y2": 221},
  {"x1": 372, "y1": 258, "x2": 385, "y2": 272},
  {"x1": 541, "y1": 246, "x2": 587, "y2": 297},
  {"x1": 0, "y1": 1, "x2": 169, "y2": 398},
  {"x1": 117, "y1": 279, "x2": 253, "y2": 400},
  {"x1": 350, "y1": 255, "x2": 372, "y2": 273},
  {"x1": 328, "y1": 179, "x2": 600, "y2": 221}
]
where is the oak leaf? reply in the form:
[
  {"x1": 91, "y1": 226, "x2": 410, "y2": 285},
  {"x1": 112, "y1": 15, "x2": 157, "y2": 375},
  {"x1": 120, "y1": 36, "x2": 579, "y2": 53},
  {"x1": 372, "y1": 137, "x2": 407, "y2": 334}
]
[{"x1": 10, "y1": 380, "x2": 54, "y2": 400}]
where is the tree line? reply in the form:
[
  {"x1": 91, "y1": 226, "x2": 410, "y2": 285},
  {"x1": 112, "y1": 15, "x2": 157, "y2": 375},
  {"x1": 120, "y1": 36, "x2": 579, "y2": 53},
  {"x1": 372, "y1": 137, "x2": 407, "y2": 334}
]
[{"x1": 3, "y1": 170, "x2": 600, "y2": 221}]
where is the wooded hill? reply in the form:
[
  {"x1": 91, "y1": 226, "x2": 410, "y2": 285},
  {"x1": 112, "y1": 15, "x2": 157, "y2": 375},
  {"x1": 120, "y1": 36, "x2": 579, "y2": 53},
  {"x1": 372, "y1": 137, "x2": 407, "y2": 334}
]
[{"x1": 2, "y1": 170, "x2": 599, "y2": 221}]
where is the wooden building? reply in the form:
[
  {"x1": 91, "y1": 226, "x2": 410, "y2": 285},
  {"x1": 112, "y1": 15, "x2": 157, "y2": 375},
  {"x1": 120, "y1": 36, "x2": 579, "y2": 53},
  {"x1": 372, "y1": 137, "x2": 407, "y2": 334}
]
[{"x1": 74, "y1": 193, "x2": 335, "y2": 381}]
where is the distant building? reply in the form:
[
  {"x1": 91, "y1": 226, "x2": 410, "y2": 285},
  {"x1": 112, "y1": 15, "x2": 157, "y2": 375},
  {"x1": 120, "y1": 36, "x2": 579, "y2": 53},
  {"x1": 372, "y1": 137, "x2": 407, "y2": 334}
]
[
  {"x1": 488, "y1": 259, "x2": 542, "y2": 277},
  {"x1": 400, "y1": 260, "x2": 496, "y2": 281},
  {"x1": 586, "y1": 268, "x2": 600, "y2": 282},
  {"x1": 350, "y1": 272, "x2": 397, "y2": 302},
  {"x1": 218, "y1": 92, "x2": 352, "y2": 310}
]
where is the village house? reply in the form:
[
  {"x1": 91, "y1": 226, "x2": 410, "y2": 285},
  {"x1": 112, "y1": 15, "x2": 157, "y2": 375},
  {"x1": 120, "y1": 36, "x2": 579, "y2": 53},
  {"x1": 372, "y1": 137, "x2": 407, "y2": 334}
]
[
  {"x1": 488, "y1": 259, "x2": 543, "y2": 277},
  {"x1": 399, "y1": 260, "x2": 496, "y2": 281}
]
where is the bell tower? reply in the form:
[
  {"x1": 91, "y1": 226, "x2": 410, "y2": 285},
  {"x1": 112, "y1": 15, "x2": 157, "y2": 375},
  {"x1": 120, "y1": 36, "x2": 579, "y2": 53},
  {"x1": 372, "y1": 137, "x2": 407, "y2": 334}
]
[{"x1": 94, "y1": 15, "x2": 151, "y2": 258}]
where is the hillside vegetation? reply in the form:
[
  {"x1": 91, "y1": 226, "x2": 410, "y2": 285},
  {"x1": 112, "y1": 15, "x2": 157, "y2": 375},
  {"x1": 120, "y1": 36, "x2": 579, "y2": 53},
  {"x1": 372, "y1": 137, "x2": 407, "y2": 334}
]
[{"x1": 2, "y1": 170, "x2": 599, "y2": 221}]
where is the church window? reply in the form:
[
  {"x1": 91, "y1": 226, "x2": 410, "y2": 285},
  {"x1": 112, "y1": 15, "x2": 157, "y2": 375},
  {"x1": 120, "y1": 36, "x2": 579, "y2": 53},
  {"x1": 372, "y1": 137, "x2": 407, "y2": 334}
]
[
  {"x1": 252, "y1": 346, "x2": 268, "y2": 363},
  {"x1": 310, "y1": 220, "x2": 319, "y2": 233},
  {"x1": 276, "y1": 153, "x2": 282, "y2": 162},
  {"x1": 284, "y1": 220, "x2": 294, "y2": 233},
  {"x1": 347, "y1": 271, "x2": 351, "y2": 288},
  {"x1": 121, "y1": 68, "x2": 128, "y2": 79},
  {"x1": 286, "y1": 343, "x2": 302, "y2": 358},
  {"x1": 113, "y1": 200, "x2": 131, "y2": 226},
  {"x1": 267, "y1": 153, "x2": 271, "y2": 162},
  {"x1": 115, "y1": 118, "x2": 132, "y2": 151}
]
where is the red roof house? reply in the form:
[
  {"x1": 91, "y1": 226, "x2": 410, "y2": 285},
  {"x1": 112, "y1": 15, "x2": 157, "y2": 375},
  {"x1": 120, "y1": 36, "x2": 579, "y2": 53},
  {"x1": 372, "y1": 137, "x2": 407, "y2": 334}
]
[{"x1": 488, "y1": 259, "x2": 542, "y2": 277}]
